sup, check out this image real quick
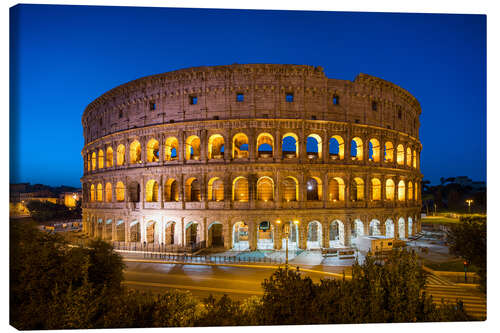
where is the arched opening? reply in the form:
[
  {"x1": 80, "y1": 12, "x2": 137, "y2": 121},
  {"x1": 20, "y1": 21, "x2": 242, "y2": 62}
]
[
  {"x1": 408, "y1": 181, "x2": 414, "y2": 200},
  {"x1": 129, "y1": 221, "x2": 140, "y2": 243},
  {"x1": 185, "y1": 221, "x2": 200, "y2": 246},
  {"x1": 106, "y1": 147, "x2": 113, "y2": 167},
  {"x1": 398, "y1": 180, "x2": 406, "y2": 201},
  {"x1": 164, "y1": 179, "x2": 179, "y2": 202},
  {"x1": 232, "y1": 176, "x2": 249, "y2": 202},
  {"x1": 96, "y1": 183, "x2": 103, "y2": 202},
  {"x1": 351, "y1": 177, "x2": 364, "y2": 201},
  {"x1": 104, "y1": 219, "x2": 112, "y2": 240},
  {"x1": 87, "y1": 154, "x2": 91, "y2": 172},
  {"x1": 306, "y1": 134, "x2": 322, "y2": 159},
  {"x1": 97, "y1": 219, "x2": 103, "y2": 238},
  {"x1": 396, "y1": 144, "x2": 404, "y2": 165},
  {"x1": 232, "y1": 221, "x2": 249, "y2": 250},
  {"x1": 328, "y1": 177, "x2": 345, "y2": 201},
  {"x1": 282, "y1": 133, "x2": 298, "y2": 158},
  {"x1": 350, "y1": 137, "x2": 363, "y2": 161},
  {"x1": 185, "y1": 135, "x2": 201, "y2": 161},
  {"x1": 105, "y1": 182, "x2": 112, "y2": 202},
  {"x1": 307, "y1": 221, "x2": 322, "y2": 249},
  {"x1": 146, "y1": 220, "x2": 157, "y2": 243},
  {"x1": 98, "y1": 149, "x2": 104, "y2": 169},
  {"x1": 398, "y1": 217, "x2": 405, "y2": 239},
  {"x1": 90, "y1": 184, "x2": 95, "y2": 202},
  {"x1": 408, "y1": 217, "x2": 413, "y2": 237},
  {"x1": 257, "y1": 133, "x2": 274, "y2": 158},
  {"x1": 329, "y1": 220, "x2": 345, "y2": 248},
  {"x1": 127, "y1": 181, "x2": 140, "y2": 202},
  {"x1": 281, "y1": 176, "x2": 298, "y2": 202},
  {"x1": 91, "y1": 152, "x2": 96, "y2": 170},
  {"x1": 384, "y1": 142, "x2": 394, "y2": 162},
  {"x1": 116, "y1": 182, "x2": 125, "y2": 202},
  {"x1": 165, "y1": 137, "x2": 179, "y2": 161},
  {"x1": 116, "y1": 144, "x2": 125, "y2": 166},
  {"x1": 371, "y1": 178, "x2": 381, "y2": 201},
  {"x1": 257, "y1": 176, "x2": 274, "y2": 201},
  {"x1": 129, "y1": 140, "x2": 142, "y2": 164},
  {"x1": 207, "y1": 177, "x2": 224, "y2": 201},
  {"x1": 413, "y1": 150, "x2": 417, "y2": 168},
  {"x1": 351, "y1": 219, "x2": 364, "y2": 245},
  {"x1": 329, "y1": 135, "x2": 345, "y2": 160},
  {"x1": 369, "y1": 220, "x2": 381, "y2": 236},
  {"x1": 116, "y1": 220, "x2": 125, "y2": 241},
  {"x1": 165, "y1": 221, "x2": 176, "y2": 245},
  {"x1": 406, "y1": 147, "x2": 412, "y2": 167},
  {"x1": 208, "y1": 222, "x2": 224, "y2": 247},
  {"x1": 89, "y1": 217, "x2": 96, "y2": 237},
  {"x1": 385, "y1": 219, "x2": 395, "y2": 238},
  {"x1": 146, "y1": 139, "x2": 160, "y2": 162},
  {"x1": 368, "y1": 138, "x2": 381, "y2": 162},
  {"x1": 232, "y1": 133, "x2": 249, "y2": 159},
  {"x1": 281, "y1": 221, "x2": 299, "y2": 250},
  {"x1": 415, "y1": 182, "x2": 419, "y2": 201},
  {"x1": 185, "y1": 178, "x2": 201, "y2": 202},
  {"x1": 146, "y1": 180, "x2": 159, "y2": 202},
  {"x1": 306, "y1": 177, "x2": 322, "y2": 201},
  {"x1": 208, "y1": 134, "x2": 224, "y2": 159},
  {"x1": 386, "y1": 179, "x2": 395, "y2": 201},
  {"x1": 257, "y1": 221, "x2": 273, "y2": 250}
]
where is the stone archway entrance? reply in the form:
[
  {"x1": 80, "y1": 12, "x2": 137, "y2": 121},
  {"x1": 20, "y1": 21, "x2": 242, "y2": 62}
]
[
  {"x1": 329, "y1": 220, "x2": 345, "y2": 248},
  {"x1": 385, "y1": 219, "x2": 395, "y2": 238},
  {"x1": 281, "y1": 221, "x2": 299, "y2": 250},
  {"x1": 257, "y1": 221, "x2": 273, "y2": 250},
  {"x1": 165, "y1": 221, "x2": 175, "y2": 245},
  {"x1": 185, "y1": 222, "x2": 199, "y2": 246},
  {"x1": 208, "y1": 222, "x2": 224, "y2": 247},
  {"x1": 232, "y1": 222, "x2": 249, "y2": 250},
  {"x1": 307, "y1": 221, "x2": 322, "y2": 249}
]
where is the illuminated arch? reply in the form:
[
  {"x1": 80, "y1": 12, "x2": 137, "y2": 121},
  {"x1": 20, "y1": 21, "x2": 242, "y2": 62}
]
[
  {"x1": 232, "y1": 133, "x2": 249, "y2": 159},
  {"x1": 129, "y1": 220, "x2": 140, "y2": 242},
  {"x1": 385, "y1": 219, "x2": 395, "y2": 238},
  {"x1": 413, "y1": 150, "x2": 417, "y2": 168},
  {"x1": 146, "y1": 179, "x2": 159, "y2": 202},
  {"x1": 165, "y1": 137, "x2": 179, "y2": 161},
  {"x1": 408, "y1": 217, "x2": 413, "y2": 237},
  {"x1": 257, "y1": 133, "x2": 274, "y2": 158},
  {"x1": 129, "y1": 140, "x2": 141, "y2": 164},
  {"x1": 116, "y1": 144, "x2": 125, "y2": 166},
  {"x1": 306, "y1": 176, "x2": 322, "y2": 201},
  {"x1": 386, "y1": 179, "x2": 395, "y2": 200},
  {"x1": 371, "y1": 178, "x2": 381, "y2": 201},
  {"x1": 282, "y1": 132, "x2": 298, "y2": 158},
  {"x1": 329, "y1": 220, "x2": 345, "y2": 247},
  {"x1": 146, "y1": 138, "x2": 160, "y2": 162},
  {"x1": 207, "y1": 177, "x2": 224, "y2": 201},
  {"x1": 164, "y1": 178, "x2": 179, "y2": 202},
  {"x1": 384, "y1": 142, "x2": 394, "y2": 162},
  {"x1": 116, "y1": 181, "x2": 125, "y2": 201},
  {"x1": 96, "y1": 183, "x2": 103, "y2": 202},
  {"x1": 106, "y1": 147, "x2": 113, "y2": 167},
  {"x1": 406, "y1": 147, "x2": 412, "y2": 166},
  {"x1": 87, "y1": 153, "x2": 91, "y2": 171},
  {"x1": 146, "y1": 220, "x2": 158, "y2": 243},
  {"x1": 105, "y1": 182, "x2": 112, "y2": 202},
  {"x1": 185, "y1": 177, "x2": 201, "y2": 202},
  {"x1": 351, "y1": 177, "x2": 364, "y2": 201},
  {"x1": 257, "y1": 176, "x2": 274, "y2": 201},
  {"x1": 185, "y1": 135, "x2": 201, "y2": 161},
  {"x1": 232, "y1": 176, "x2": 249, "y2": 202},
  {"x1": 398, "y1": 180, "x2": 406, "y2": 201},
  {"x1": 306, "y1": 133, "x2": 322, "y2": 159},
  {"x1": 369, "y1": 138, "x2": 381, "y2": 162},
  {"x1": 396, "y1": 144, "x2": 404, "y2": 165},
  {"x1": 408, "y1": 181, "x2": 414, "y2": 200},
  {"x1": 281, "y1": 176, "x2": 298, "y2": 202},
  {"x1": 328, "y1": 177, "x2": 345, "y2": 201},
  {"x1": 414, "y1": 182, "x2": 419, "y2": 200},
  {"x1": 398, "y1": 217, "x2": 405, "y2": 239},
  {"x1": 208, "y1": 134, "x2": 224, "y2": 159},
  {"x1": 351, "y1": 137, "x2": 363, "y2": 161},
  {"x1": 329, "y1": 135, "x2": 345, "y2": 160},
  {"x1": 307, "y1": 221, "x2": 322, "y2": 249},
  {"x1": 98, "y1": 149, "x2": 104, "y2": 169},
  {"x1": 90, "y1": 184, "x2": 95, "y2": 202},
  {"x1": 91, "y1": 152, "x2": 96, "y2": 170},
  {"x1": 369, "y1": 220, "x2": 381, "y2": 236},
  {"x1": 232, "y1": 221, "x2": 249, "y2": 250}
]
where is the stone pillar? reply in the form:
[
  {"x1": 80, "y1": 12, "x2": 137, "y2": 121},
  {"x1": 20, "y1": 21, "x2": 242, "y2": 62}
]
[
  {"x1": 178, "y1": 130, "x2": 185, "y2": 163},
  {"x1": 159, "y1": 134, "x2": 165, "y2": 163},
  {"x1": 274, "y1": 222, "x2": 282, "y2": 250},
  {"x1": 322, "y1": 173, "x2": 328, "y2": 208},
  {"x1": 140, "y1": 137, "x2": 147, "y2": 163},
  {"x1": 200, "y1": 129, "x2": 208, "y2": 162},
  {"x1": 112, "y1": 219, "x2": 117, "y2": 241},
  {"x1": 344, "y1": 217, "x2": 352, "y2": 247},
  {"x1": 322, "y1": 133, "x2": 329, "y2": 163},
  {"x1": 224, "y1": 172, "x2": 232, "y2": 209},
  {"x1": 299, "y1": 130, "x2": 307, "y2": 164},
  {"x1": 322, "y1": 221, "x2": 329, "y2": 248},
  {"x1": 274, "y1": 129, "x2": 281, "y2": 161},
  {"x1": 249, "y1": 129, "x2": 256, "y2": 162},
  {"x1": 249, "y1": 174, "x2": 256, "y2": 209},
  {"x1": 224, "y1": 131, "x2": 231, "y2": 162},
  {"x1": 249, "y1": 222, "x2": 257, "y2": 251},
  {"x1": 124, "y1": 141, "x2": 130, "y2": 165},
  {"x1": 404, "y1": 217, "x2": 409, "y2": 239},
  {"x1": 224, "y1": 218, "x2": 232, "y2": 250},
  {"x1": 298, "y1": 223, "x2": 307, "y2": 250},
  {"x1": 363, "y1": 218, "x2": 370, "y2": 236},
  {"x1": 179, "y1": 175, "x2": 185, "y2": 209}
]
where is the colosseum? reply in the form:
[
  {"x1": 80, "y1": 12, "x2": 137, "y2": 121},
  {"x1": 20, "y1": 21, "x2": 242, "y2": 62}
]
[{"x1": 81, "y1": 63, "x2": 422, "y2": 253}]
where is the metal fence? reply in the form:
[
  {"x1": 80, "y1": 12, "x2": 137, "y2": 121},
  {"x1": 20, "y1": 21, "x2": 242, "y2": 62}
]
[
  {"x1": 138, "y1": 251, "x2": 285, "y2": 265},
  {"x1": 111, "y1": 241, "x2": 206, "y2": 254}
]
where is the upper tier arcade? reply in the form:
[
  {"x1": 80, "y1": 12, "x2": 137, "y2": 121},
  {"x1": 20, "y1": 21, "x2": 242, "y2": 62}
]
[{"x1": 82, "y1": 64, "x2": 421, "y2": 144}]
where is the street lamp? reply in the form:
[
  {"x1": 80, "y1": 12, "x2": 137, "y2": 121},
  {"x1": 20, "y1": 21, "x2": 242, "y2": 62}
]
[{"x1": 466, "y1": 199, "x2": 473, "y2": 214}]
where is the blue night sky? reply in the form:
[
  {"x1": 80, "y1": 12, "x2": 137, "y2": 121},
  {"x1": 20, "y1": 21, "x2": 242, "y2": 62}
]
[{"x1": 10, "y1": 4, "x2": 486, "y2": 188}]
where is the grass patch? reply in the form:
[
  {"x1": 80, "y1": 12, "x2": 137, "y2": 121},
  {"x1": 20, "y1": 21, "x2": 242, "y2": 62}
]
[
  {"x1": 421, "y1": 216, "x2": 460, "y2": 224},
  {"x1": 424, "y1": 259, "x2": 478, "y2": 273}
]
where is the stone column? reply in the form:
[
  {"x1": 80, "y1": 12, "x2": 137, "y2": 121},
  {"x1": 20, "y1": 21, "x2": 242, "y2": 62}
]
[
  {"x1": 224, "y1": 172, "x2": 232, "y2": 209},
  {"x1": 322, "y1": 173, "x2": 329, "y2": 208},
  {"x1": 274, "y1": 129, "x2": 281, "y2": 161},
  {"x1": 178, "y1": 130, "x2": 185, "y2": 163},
  {"x1": 224, "y1": 131, "x2": 232, "y2": 162},
  {"x1": 200, "y1": 129, "x2": 208, "y2": 162},
  {"x1": 224, "y1": 218, "x2": 232, "y2": 250},
  {"x1": 344, "y1": 217, "x2": 352, "y2": 247},
  {"x1": 179, "y1": 174, "x2": 185, "y2": 209},
  {"x1": 159, "y1": 134, "x2": 165, "y2": 163},
  {"x1": 249, "y1": 129, "x2": 257, "y2": 162},
  {"x1": 249, "y1": 174, "x2": 256, "y2": 209},
  {"x1": 298, "y1": 223, "x2": 307, "y2": 250},
  {"x1": 404, "y1": 217, "x2": 409, "y2": 239},
  {"x1": 274, "y1": 222, "x2": 282, "y2": 250},
  {"x1": 140, "y1": 137, "x2": 147, "y2": 163},
  {"x1": 249, "y1": 222, "x2": 257, "y2": 251},
  {"x1": 322, "y1": 133, "x2": 329, "y2": 163},
  {"x1": 322, "y1": 221, "x2": 329, "y2": 248}
]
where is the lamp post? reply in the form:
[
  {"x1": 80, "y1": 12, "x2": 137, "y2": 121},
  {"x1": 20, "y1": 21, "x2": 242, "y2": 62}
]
[
  {"x1": 284, "y1": 223, "x2": 289, "y2": 268},
  {"x1": 466, "y1": 199, "x2": 473, "y2": 214}
]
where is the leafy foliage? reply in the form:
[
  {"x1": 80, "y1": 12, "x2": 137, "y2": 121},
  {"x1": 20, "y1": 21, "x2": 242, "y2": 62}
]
[{"x1": 25, "y1": 199, "x2": 82, "y2": 222}]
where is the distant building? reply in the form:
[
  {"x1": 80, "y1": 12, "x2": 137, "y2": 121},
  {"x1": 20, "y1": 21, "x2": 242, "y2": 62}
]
[{"x1": 59, "y1": 191, "x2": 82, "y2": 207}]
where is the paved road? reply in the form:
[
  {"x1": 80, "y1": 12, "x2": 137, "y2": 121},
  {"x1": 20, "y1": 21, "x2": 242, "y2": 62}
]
[
  {"x1": 424, "y1": 284, "x2": 486, "y2": 320},
  {"x1": 123, "y1": 261, "x2": 334, "y2": 301}
]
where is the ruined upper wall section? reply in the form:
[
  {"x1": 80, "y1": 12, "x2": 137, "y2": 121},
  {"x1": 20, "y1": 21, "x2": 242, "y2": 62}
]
[{"x1": 82, "y1": 64, "x2": 421, "y2": 144}]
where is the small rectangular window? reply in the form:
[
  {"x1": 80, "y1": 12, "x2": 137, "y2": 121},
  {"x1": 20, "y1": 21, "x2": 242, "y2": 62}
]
[
  {"x1": 236, "y1": 93, "x2": 244, "y2": 102},
  {"x1": 190, "y1": 96, "x2": 198, "y2": 105},
  {"x1": 333, "y1": 95, "x2": 339, "y2": 105},
  {"x1": 398, "y1": 109, "x2": 402, "y2": 119},
  {"x1": 286, "y1": 93, "x2": 294, "y2": 103},
  {"x1": 149, "y1": 102, "x2": 156, "y2": 111},
  {"x1": 372, "y1": 101, "x2": 378, "y2": 111}
]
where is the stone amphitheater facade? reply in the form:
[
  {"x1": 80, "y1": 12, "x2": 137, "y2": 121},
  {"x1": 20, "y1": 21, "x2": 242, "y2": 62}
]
[{"x1": 81, "y1": 63, "x2": 422, "y2": 251}]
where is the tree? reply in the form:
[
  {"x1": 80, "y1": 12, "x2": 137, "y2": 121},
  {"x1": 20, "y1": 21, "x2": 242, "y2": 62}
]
[{"x1": 447, "y1": 216, "x2": 486, "y2": 292}]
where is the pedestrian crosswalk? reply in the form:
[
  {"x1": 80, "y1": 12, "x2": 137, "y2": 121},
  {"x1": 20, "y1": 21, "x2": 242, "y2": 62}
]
[
  {"x1": 424, "y1": 284, "x2": 486, "y2": 320},
  {"x1": 426, "y1": 273, "x2": 455, "y2": 286}
]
